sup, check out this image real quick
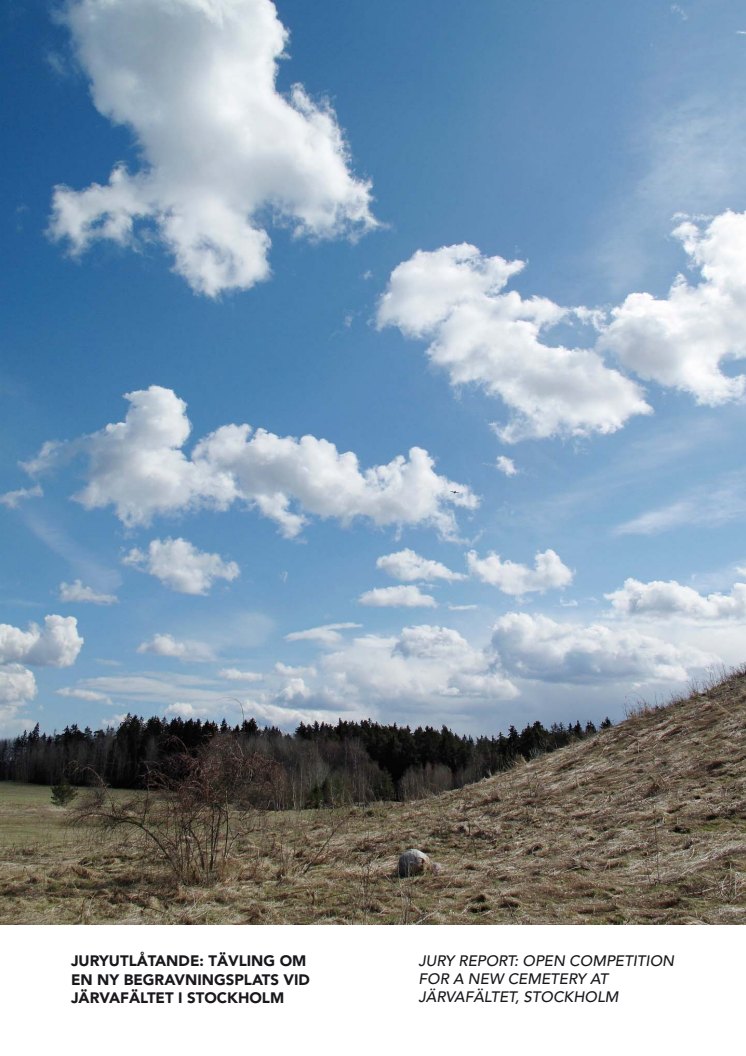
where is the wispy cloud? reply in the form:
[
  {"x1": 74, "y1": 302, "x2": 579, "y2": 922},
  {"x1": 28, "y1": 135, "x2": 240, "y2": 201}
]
[
  {"x1": 495, "y1": 456, "x2": 519, "y2": 477},
  {"x1": 218, "y1": 668, "x2": 264, "y2": 683},
  {"x1": 59, "y1": 580, "x2": 118, "y2": 605},
  {"x1": 56, "y1": 687, "x2": 112, "y2": 704},
  {"x1": 0, "y1": 484, "x2": 43, "y2": 509},
  {"x1": 687, "y1": 559, "x2": 746, "y2": 593},
  {"x1": 598, "y1": 93, "x2": 746, "y2": 293},
  {"x1": 285, "y1": 623, "x2": 362, "y2": 645},
  {"x1": 524, "y1": 416, "x2": 725, "y2": 532},
  {"x1": 22, "y1": 510, "x2": 121, "y2": 592},
  {"x1": 613, "y1": 471, "x2": 746, "y2": 535},
  {"x1": 71, "y1": 672, "x2": 232, "y2": 714}
]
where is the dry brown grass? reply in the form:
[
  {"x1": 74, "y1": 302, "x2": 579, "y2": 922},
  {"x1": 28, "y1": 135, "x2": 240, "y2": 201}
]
[{"x1": 1, "y1": 669, "x2": 745, "y2": 925}]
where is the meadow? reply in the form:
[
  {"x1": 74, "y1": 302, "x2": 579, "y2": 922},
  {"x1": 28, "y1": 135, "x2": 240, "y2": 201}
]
[{"x1": 1, "y1": 670, "x2": 744, "y2": 925}]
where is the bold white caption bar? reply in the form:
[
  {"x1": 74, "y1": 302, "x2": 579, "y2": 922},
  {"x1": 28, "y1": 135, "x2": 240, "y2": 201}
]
[{"x1": 0, "y1": 925, "x2": 739, "y2": 1056}]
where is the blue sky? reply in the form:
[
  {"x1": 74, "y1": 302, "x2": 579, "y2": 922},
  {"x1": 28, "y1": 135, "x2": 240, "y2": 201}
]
[{"x1": 2, "y1": 0, "x2": 746, "y2": 736}]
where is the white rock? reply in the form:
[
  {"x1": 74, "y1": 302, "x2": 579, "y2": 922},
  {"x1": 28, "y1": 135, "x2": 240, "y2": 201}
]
[{"x1": 398, "y1": 848, "x2": 430, "y2": 878}]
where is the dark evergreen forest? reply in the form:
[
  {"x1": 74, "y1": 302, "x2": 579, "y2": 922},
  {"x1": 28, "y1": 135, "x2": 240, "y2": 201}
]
[{"x1": 0, "y1": 711, "x2": 611, "y2": 808}]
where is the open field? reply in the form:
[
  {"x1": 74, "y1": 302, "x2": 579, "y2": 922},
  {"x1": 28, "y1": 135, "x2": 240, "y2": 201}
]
[{"x1": 1, "y1": 671, "x2": 745, "y2": 925}]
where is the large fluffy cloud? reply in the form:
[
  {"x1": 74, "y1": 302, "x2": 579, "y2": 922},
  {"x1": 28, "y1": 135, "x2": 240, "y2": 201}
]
[
  {"x1": 123, "y1": 536, "x2": 240, "y2": 595},
  {"x1": 492, "y1": 612, "x2": 714, "y2": 684},
  {"x1": 0, "y1": 615, "x2": 83, "y2": 731},
  {"x1": 466, "y1": 549, "x2": 573, "y2": 596},
  {"x1": 318, "y1": 624, "x2": 518, "y2": 712},
  {"x1": 0, "y1": 665, "x2": 38, "y2": 707},
  {"x1": 606, "y1": 577, "x2": 746, "y2": 620},
  {"x1": 599, "y1": 212, "x2": 746, "y2": 405},
  {"x1": 22, "y1": 386, "x2": 477, "y2": 539},
  {"x1": 378, "y1": 213, "x2": 746, "y2": 441},
  {"x1": 376, "y1": 548, "x2": 465, "y2": 583},
  {"x1": 377, "y1": 244, "x2": 651, "y2": 441},
  {"x1": 49, "y1": 0, "x2": 376, "y2": 296},
  {"x1": 0, "y1": 664, "x2": 38, "y2": 730},
  {"x1": 0, "y1": 615, "x2": 83, "y2": 668}
]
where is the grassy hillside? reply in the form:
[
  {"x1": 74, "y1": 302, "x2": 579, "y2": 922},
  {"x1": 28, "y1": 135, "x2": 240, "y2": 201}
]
[{"x1": 1, "y1": 670, "x2": 745, "y2": 925}]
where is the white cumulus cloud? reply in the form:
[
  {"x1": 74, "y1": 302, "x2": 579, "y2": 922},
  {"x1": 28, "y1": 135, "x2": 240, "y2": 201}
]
[
  {"x1": 123, "y1": 536, "x2": 239, "y2": 595},
  {"x1": 0, "y1": 615, "x2": 83, "y2": 668},
  {"x1": 492, "y1": 612, "x2": 714, "y2": 684},
  {"x1": 164, "y1": 703, "x2": 199, "y2": 718},
  {"x1": 598, "y1": 212, "x2": 746, "y2": 405},
  {"x1": 137, "y1": 633, "x2": 215, "y2": 662},
  {"x1": 605, "y1": 577, "x2": 746, "y2": 620},
  {"x1": 376, "y1": 548, "x2": 466, "y2": 583},
  {"x1": 22, "y1": 386, "x2": 476, "y2": 539},
  {"x1": 285, "y1": 623, "x2": 362, "y2": 645},
  {"x1": 377, "y1": 243, "x2": 651, "y2": 442},
  {"x1": 0, "y1": 615, "x2": 82, "y2": 730},
  {"x1": 0, "y1": 665, "x2": 37, "y2": 705},
  {"x1": 317, "y1": 624, "x2": 518, "y2": 712},
  {"x1": 49, "y1": 0, "x2": 377, "y2": 296},
  {"x1": 358, "y1": 585, "x2": 438, "y2": 608},
  {"x1": 379, "y1": 214, "x2": 746, "y2": 440},
  {"x1": 59, "y1": 580, "x2": 119, "y2": 605},
  {"x1": 277, "y1": 676, "x2": 310, "y2": 703},
  {"x1": 466, "y1": 549, "x2": 574, "y2": 596},
  {"x1": 0, "y1": 663, "x2": 38, "y2": 730}
]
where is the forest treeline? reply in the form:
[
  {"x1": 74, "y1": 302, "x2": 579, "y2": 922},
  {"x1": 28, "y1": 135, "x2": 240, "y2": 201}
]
[{"x1": 0, "y1": 712, "x2": 611, "y2": 808}]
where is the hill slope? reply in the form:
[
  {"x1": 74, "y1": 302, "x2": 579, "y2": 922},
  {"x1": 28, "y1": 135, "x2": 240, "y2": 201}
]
[{"x1": 1, "y1": 670, "x2": 745, "y2": 924}]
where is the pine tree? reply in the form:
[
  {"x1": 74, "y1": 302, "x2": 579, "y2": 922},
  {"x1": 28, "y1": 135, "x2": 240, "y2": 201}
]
[{"x1": 50, "y1": 776, "x2": 78, "y2": 808}]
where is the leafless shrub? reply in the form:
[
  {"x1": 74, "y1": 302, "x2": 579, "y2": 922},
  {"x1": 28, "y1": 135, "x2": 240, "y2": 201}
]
[{"x1": 68, "y1": 736, "x2": 269, "y2": 884}]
